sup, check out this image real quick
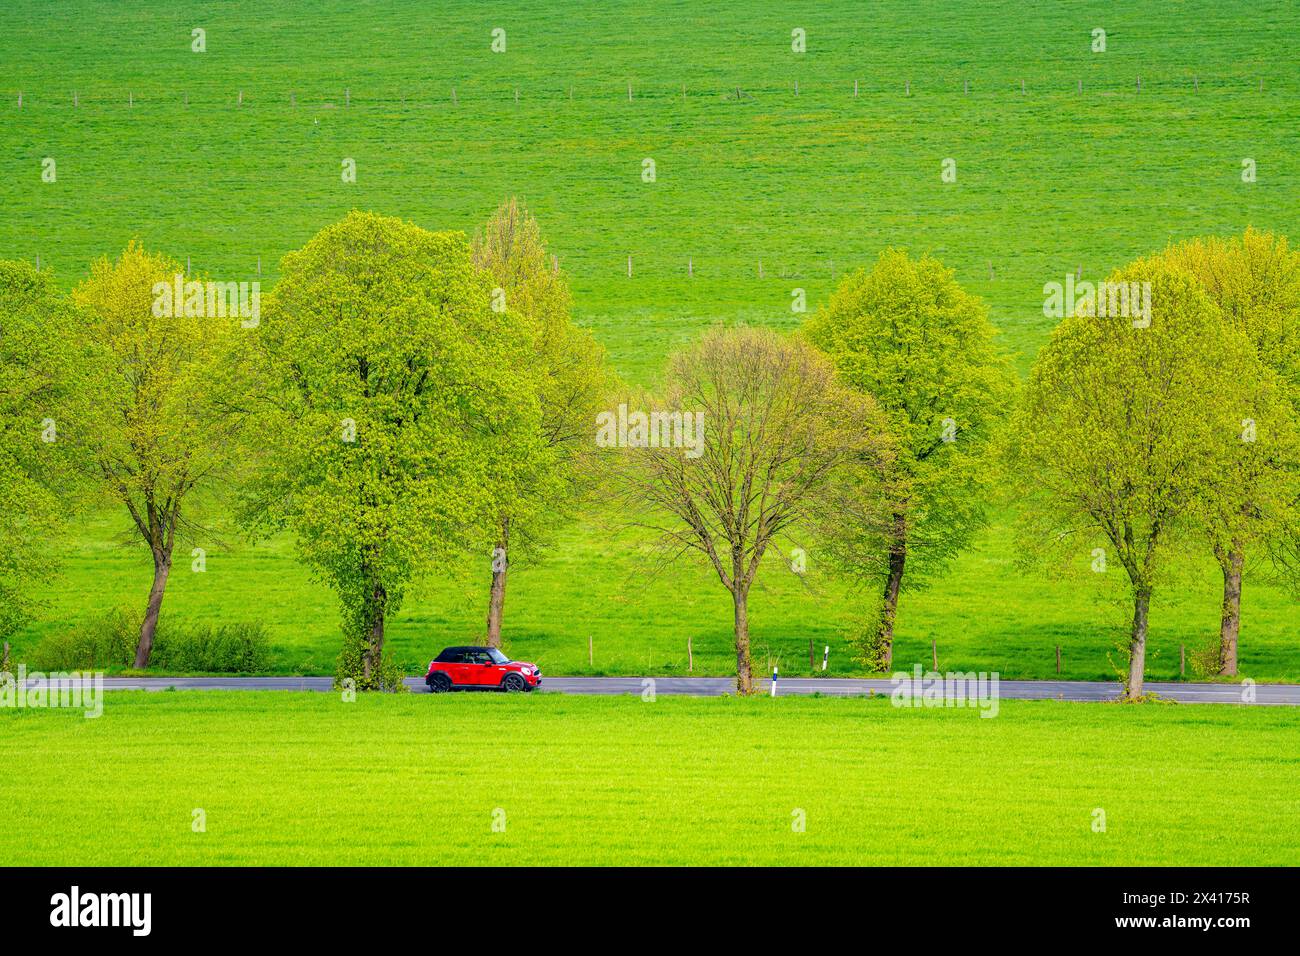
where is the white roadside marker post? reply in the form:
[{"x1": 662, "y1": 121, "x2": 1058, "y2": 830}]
[
  {"x1": 822, "y1": 646, "x2": 829, "y2": 672},
  {"x1": 771, "y1": 665, "x2": 778, "y2": 697}
]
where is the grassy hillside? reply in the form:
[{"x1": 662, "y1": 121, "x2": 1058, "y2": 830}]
[
  {"x1": 1, "y1": 1, "x2": 1297, "y2": 678},
  {"x1": 2, "y1": 693, "x2": 1297, "y2": 865}
]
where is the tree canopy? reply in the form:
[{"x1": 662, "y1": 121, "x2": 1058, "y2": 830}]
[
  {"x1": 59, "y1": 242, "x2": 251, "y2": 667},
  {"x1": 471, "y1": 198, "x2": 614, "y2": 646},
  {"x1": 612, "y1": 324, "x2": 892, "y2": 693},
  {"x1": 0, "y1": 261, "x2": 70, "y2": 645},
  {"x1": 1010, "y1": 256, "x2": 1267, "y2": 698},
  {"x1": 805, "y1": 249, "x2": 1015, "y2": 668},
  {"x1": 245, "y1": 211, "x2": 549, "y2": 688}
]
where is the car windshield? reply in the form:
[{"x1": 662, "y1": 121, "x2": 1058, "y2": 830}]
[{"x1": 486, "y1": 648, "x2": 510, "y2": 664}]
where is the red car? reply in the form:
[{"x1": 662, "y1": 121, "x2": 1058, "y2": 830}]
[{"x1": 425, "y1": 645, "x2": 541, "y2": 693}]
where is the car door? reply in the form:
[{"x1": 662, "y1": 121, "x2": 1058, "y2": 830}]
[
  {"x1": 444, "y1": 650, "x2": 471, "y2": 687},
  {"x1": 465, "y1": 649, "x2": 498, "y2": 686}
]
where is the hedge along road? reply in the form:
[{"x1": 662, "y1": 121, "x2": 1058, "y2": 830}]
[{"x1": 13, "y1": 675, "x2": 1300, "y2": 704}]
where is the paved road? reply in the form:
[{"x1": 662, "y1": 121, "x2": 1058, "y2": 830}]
[{"x1": 32, "y1": 674, "x2": 1300, "y2": 704}]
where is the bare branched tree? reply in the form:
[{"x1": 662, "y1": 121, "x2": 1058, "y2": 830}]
[{"x1": 609, "y1": 325, "x2": 893, "y2": 693}]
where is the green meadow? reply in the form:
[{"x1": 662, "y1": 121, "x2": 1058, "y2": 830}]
[
  {"x1": 1, "y1": 693, "x2": 1296, "y2": 866},
  {"x1": 1, "y1": 1, "x2": 1298, "y2": 679}
]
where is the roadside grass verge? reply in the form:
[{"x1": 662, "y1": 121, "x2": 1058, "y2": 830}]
[{"x1": 2, "y1": 692, "x2": 1296, "y2": 866}]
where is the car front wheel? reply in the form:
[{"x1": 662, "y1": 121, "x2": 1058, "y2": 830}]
[
  {"x1": 428, "y1": 672, "x2": 452, "y2": 693},
  {"x1": 502, "y1": 673, "x2": 528, "y2": 693}
]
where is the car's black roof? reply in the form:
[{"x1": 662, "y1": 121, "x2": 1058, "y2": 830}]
[{"x1": 435, "y1": 645, "x2": 502, "y2": 661}]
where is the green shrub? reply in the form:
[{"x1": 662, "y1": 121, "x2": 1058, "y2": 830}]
[
  {"x1": 1189, "y1": 636, "x2": 1224, "y2": 679},
  {"x1": 28, "y1": 607, "x2": 139, "y2": 670},
  {"x1": 152, "y1": 622, "x2": 270, "y2": 674},
  {"x1": 28, "y1": 611, "x2": 268, "y2": 673},
  {"x1": 334, "y1": 632, "x2": 409, "y2": 693}
]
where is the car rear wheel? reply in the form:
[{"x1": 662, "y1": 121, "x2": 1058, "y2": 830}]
[
  {"x1": 502, "y1": 673, "x2": 528, "y2": 693},
  {"x1": 428, "y1": 672, "x2": 452, "y2": 693}
]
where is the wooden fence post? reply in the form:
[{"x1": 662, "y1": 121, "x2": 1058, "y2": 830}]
[
  {"x1": 931, "y1": 639, "x2": 938, "y2": 670},
  {"x1": 1056, "y1": 645, "x2": 1061, "y2": 675}
]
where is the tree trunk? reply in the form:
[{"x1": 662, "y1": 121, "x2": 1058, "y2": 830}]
[
  {"x1": 135, "y1": 550, "x2": 172, "y2": 669},
  {"x1": 485, "y1": 519, "x2": 509, "y2": 648},
  {"x1": 1124, "y1": 586, "x2": 1152, "y2": 699},
  {"x1": 1218, "y1": 549, "x2": 1243, "y2": 677},
  {"x1": 364, "y1": 583, "x2": 387, "y2": 683},
  {"x1": 733, "y1": 588, "x2": 752, "y2": 695},
  {"x1": 877, "y1": 516, "x2": 907, "y2": 671}
]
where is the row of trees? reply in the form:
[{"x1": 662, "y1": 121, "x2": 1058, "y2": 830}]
[
  {"x1": 611, "y1": 232, "x2": 1300, "y2": 698},
  {"x1": 1, "y1": 210, "x2": 1297, "y2": 697},
  {"x1": 0, "y1": 203, "x2": 610, "y2": 687}
]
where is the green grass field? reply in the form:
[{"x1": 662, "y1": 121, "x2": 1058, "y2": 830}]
[
  {"x1": 2, "y1": 1, "x2": 1298, "y2": 680},
  {"x1": 1, "y1": 692, "x2": 1296, "y2": 866}
]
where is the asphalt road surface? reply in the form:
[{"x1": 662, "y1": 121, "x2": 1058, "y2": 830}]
[{"x1": 28, "y1": 674, "x2": 1300, "y2": 704}]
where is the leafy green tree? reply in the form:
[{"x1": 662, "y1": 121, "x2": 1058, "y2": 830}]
[
  {"x1": 61, "y1": 243, "x2": 251, "y2": 668},
  {"x1": 1010, "y1": 258, "x2": 1266, "y2": 699},
  {"x1": 471, "y1": 198, "x2": 614, "y2": 647},
  {"x1": 1158, "y1": 229, "x2": 1300, "y2": 674},
  {"x1": 611, "y1": 325, "x2": 892, "y2": 694},
  {"x1": 0, "y1": 262, "x2": 69, "y2": 647},
  {"x1": 245, "y1": 211, "x2": 548, "y2": 689},
  {"x1": 805, "y1": 249, "x2": 1015, "y2": 669}
]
